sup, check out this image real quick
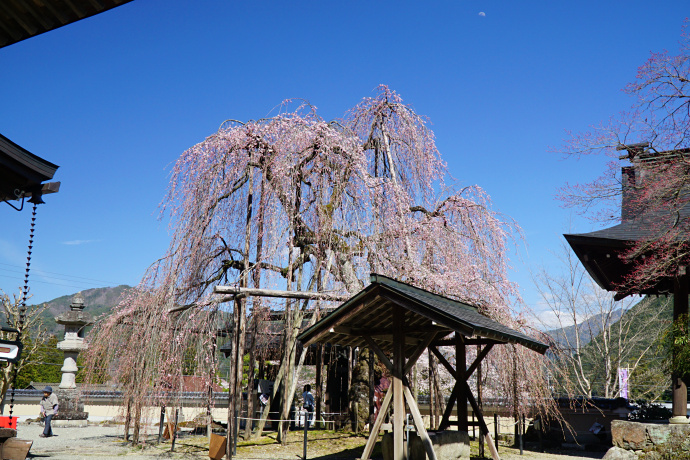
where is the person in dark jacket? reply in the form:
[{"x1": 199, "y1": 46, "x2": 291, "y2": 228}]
[
  {"x1": 302, "y1": 384, "x2": 315, "y2": 426},
  {"x1": 39, "y1": 386, "x2": 58, "y2": 437}
]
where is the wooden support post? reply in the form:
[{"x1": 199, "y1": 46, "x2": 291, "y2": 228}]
[
  {"x1": 393, "y1": 306, "x2": 405, "y2": 460},
  {"x1": 456, "y1": 333, "x2": 468, "y2": 433},
  {"x1": 316, "y1": 344, "x2": 323, "y2": 428},
  {"x1": 361, "y1": 385, "x2": 393, "y2": 460},
  {"x1": 477, "y1": 344, "x2": 484, "y2": 458},
  {"x1": 403, "y1": 386, "x2": 437, "y2": 460},
  {"x1": 672, "y1": 274, "x2": 689, "y2": 423},
  {"x1": 462, "y1": 380, "x2": 500, "y2": 460},
  {"x1": 369, "y1": 347, "x2": 375, "y2": 425},
  {"x1": 438, "y1": 382, "x2": 459, "y2": 431}
]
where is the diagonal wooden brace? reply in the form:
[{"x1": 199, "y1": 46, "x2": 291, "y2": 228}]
[{"x1": 360, "y1": 384, "x2": 393, "y2": 460}]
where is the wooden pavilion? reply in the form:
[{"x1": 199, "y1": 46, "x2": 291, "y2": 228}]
[
  {"x1": 564, "y1": 144, "x2": 690, "y2": 423},
  {"x1": 298, "y1": 274, "x2": 548, "y2": 460}
]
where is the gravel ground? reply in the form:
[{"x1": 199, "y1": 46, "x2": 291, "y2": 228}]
[
  {"x1": 16, "y1": 423, "x2": 607, "y2": 460},
  {"x1": 21, "y1": 422, "x2": 205, "y2": 459}
]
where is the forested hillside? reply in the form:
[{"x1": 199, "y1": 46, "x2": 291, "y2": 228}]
[
  {"x1": 31, "y1": 285, "x2": 131, "y2": 336},
  {"x1": 561, "y1": 295, "x2": 672, "y2": 400}
]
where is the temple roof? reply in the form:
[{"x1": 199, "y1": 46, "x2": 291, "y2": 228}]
[
  {"x1": 564, "y1": 209, "x2": 690, "y2": 295},
  {"x1": 0, "y1": 133, "x2": 60, "y2": 203}
]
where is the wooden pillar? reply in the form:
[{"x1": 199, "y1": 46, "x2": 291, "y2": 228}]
[
  {"x1": 477, "y1": 344, "x2": 484, "y2": 457},
  {"x1": 671, "y1": 274, "x2": 689, "y2": 423},
  {"x1": 316, "y1": 343, "x2": 323, "y2": 425},
  {"x1": 393, "y1": 306, "x2": 405, "y2": 460},
  {"x1": 455, "y1": 333, "x2": 467, "y2": 432},
  {"x1": 369, "y1": 348, "x2": 375, "y2": 424}
]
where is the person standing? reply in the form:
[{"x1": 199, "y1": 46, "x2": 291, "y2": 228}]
[
  {"x1": 39, "y1": 386, "x2": 58, "y2": 438},
  {"x1": 302, "y1": 384, "x2": 314, "y2": 427}
]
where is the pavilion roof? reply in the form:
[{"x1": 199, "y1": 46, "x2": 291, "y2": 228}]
[
  {"x1": 298, "y1": 274, "x2": 548, "y2": 357},
  {"x1": 0, "y1": 0, "x2": 133, "y2": 49}
]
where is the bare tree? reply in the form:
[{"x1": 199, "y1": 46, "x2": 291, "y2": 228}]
[
  {"x1": 533, "y1": 240, "x2": 667, "y2": 399},
  {"x1": 0, "y1": 290, "x2": 50, "y2": 412}
]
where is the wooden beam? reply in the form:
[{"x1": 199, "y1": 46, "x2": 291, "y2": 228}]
[
  {"x1": 462, "y1": 379, "x2": 500, "y2": 460},
  {"x1": 364, "y1": 335, "x2": 393, "y2": 373},
  {"x1": 429, "y1": 345, "x2": 457, "y2": 379},
  {"x1": 456, "y1": 333, "x2": 468, "y2": 432},
  {"x1": 466, "y1": 343, "x2": 494, "y2": 379},
  {"x1": 438, "y1": 381, "x2": 459, "y2": 431},
  {"x1": 0, "y1": 2, "x2": 37, "y2": 36},
  {"x1": 361, "y1": 385, "x2": 393, "y2": 460},
  {"x1": 431, "y1": 338, "x2": 503, "y2": 347},
  {"x1": 366, "y1": 333, "x2": 422, "y2": 346},
  {"x1": 349, "y1": 325, "x2": 451, "y2": 336},
  {"x1": 393, "y1": 306, "x2": 405, "y2": 460},
  {"x1": 403, "y1": 332, "x2": 441, "y2": 374},
  {"x1": 379, "y1": 292, "x2": 475, "y2": 337},
  {"x1": 300, "y1": 300, "x2": 370, "y2": 346},
  {"x1": 403, "y1": 385, "x2": 437, "y2": 460},
  {"x1": 214, "y1": 285, "x2": 349, "y2": 301}
]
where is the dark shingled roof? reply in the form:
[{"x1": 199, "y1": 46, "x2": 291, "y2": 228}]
[
  {"x1": 564, "y1": 209, "x2": 690, "y2": 294},
  {"x1": 298, "y1": 274, "x2": 548, "y2": 355}
]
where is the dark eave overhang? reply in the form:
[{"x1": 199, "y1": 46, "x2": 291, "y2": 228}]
[
  {"x1": 0, "y1": 0, "x2": 134, "y2": 49},
  {"x1": 0, "y1": 133, "x2": 60, "y2": 203}
]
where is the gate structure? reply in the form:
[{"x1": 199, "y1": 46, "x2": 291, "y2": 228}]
[{"x1": 298, "y1": 274, "x2": 548, "y2": 460}]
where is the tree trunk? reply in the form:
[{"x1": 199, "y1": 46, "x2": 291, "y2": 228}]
[
  {"x1": 226, "y1": 330, "x2": 235, "y2": 459},
  {"x1": 247, "y1": 176, "x2": 265, "y2": 440},
  {"x1": 244, "y1": 315, "x2": 257, "y2": 439},
  {"x1": 277, "y1": 237, "x2": 296, "y2": 445},
  {"x1": 124, "y1": 398, "x2": 132, "y2": 442},
  {"x1": 132, "y1": 401, "x2": 142, "y2": 444},
  {"x1": 254, "y1": 359, "x2": 285, "y2": 437}
]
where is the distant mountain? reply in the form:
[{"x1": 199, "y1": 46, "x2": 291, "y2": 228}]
[
  {"x1": 547, "y1": 309, "x2": 625, "y2": 349},
  {"x1": 31, "y1": 285, "x2": 132, "y2": 336}
]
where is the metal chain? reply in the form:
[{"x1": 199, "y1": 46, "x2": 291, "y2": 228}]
[{"x1": 9, "y1": 202, "x2": 38, "y2": 423}]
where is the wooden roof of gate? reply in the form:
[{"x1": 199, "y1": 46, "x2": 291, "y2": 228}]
[{"x1": 298, "y1": 274, "x2": 548, "y2": 356}]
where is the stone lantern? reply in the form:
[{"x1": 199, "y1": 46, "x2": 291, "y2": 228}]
[
  {"x1": 56, "y1": 292, "x2": 93, "y2": 389},
  {"x1": 54, "y1": 292, "x2": 93, "y2": 425}
]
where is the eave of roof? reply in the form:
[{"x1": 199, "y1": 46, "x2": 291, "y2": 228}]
[
  {"x1": 0, "y1": 133, "x2": 59, "y2": 202},
  {"x1": 0, "y1": 0, "x2": 134, "y2": 49},
  {"x1": 564, "y1": 215, "x2": 685, "y2": 295}
]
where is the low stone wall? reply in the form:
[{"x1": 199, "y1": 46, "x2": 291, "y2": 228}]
[{"x1": 603, "y1": 420, "x2": 690, "y2": 458}]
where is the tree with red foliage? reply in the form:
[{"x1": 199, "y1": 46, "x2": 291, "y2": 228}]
[
  {"x1": 560, "y1": 26, "x2": 690, "y2": 293},
  {"x1": 560, "y1": 25, "x2": 690, "y2": 422}
]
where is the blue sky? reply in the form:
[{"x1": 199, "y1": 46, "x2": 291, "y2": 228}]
[{"x1": 0, "y1": 1, "x2": 687, "y2": 310}]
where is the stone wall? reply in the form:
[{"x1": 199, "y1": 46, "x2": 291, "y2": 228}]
[{"x1": 603, "y1": 420, "x2": 690, "y2": 458}]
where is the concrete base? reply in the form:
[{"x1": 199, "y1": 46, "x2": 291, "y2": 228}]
[
  {"x1": 668, "y1": 416, "x2": 689, "y2": 424},
  {"x1": 53, "y1": 389, "x2": 88, "y2": 422},
  {"x1": 52, "y1": 419, "x2": 88, "y2": 427},
  {"x1": 383, "y1": 431, "x2": 470, "y2": 460}
]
